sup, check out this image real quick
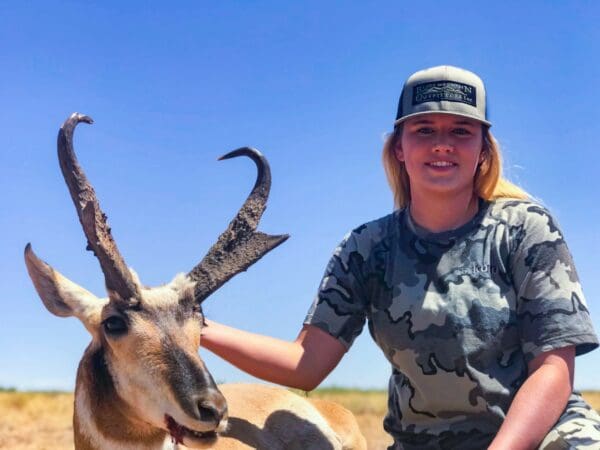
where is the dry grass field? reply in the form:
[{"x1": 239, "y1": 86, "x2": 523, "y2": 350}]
[{"x1": 1, "y1": 388, "x2": 598, "y2": 450}]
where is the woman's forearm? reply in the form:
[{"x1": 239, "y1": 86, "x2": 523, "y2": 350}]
[
  {"x1": 200, "y1": 320, "x2": 346, "y2": 391},
  {"x1": 488, "y1": 346, "x2": 575, "y2": 450},
  {"x1": 200, "y1": 319, "x2": 307, "y2": 388}
]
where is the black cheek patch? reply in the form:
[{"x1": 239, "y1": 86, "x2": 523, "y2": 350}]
[{"x1": 162, "y1": 337, "x2": 217, "y2": 419}]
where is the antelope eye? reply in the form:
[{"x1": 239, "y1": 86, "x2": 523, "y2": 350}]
[{"x1": 102, "y1": 316, "x2": 128, "y2": 335}]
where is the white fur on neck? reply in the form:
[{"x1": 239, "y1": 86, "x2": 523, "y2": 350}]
[{"x1": 75, "y1": 384, "x2": 180, "y2": 450}]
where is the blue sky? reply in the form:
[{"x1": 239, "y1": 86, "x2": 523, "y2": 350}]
[{"x1": 1, "y1": 1, "x2": 599, "y2": 391}]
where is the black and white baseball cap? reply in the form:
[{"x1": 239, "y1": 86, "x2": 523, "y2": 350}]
[{"x1": 394, "y1": 65, "x2": 491, "y2": 127}]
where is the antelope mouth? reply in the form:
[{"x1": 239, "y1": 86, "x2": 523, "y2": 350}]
[{"x1": 165, "y1": 414, "x2": 218, "y2": 446}]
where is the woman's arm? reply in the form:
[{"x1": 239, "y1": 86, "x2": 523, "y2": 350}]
[
  {"x1": 488, "y1": 345, "x2": 575, "y2": 450},
  {"x1": 200, "y1": 320, "x2": 347, "y2": 391}
]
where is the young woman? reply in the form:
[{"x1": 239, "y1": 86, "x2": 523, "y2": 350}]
[{"x1": 202, "y1": 66, "x2": 600, "y2": 449}]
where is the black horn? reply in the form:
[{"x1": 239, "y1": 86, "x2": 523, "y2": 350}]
[
  {"x1": 188, "y1": 147, "x2": 288, "y2": 303},
  {"x1": 57, "y1": 113, "x2": 140, "y2": 303}
]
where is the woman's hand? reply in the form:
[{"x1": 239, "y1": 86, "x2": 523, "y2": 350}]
[{"x1": 488, "y1": 345, "x2": 575, "y2": 450}]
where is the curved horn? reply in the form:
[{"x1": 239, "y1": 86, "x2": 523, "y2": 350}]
[
  {"x1": 188, "y1": 147, "x2": 289, "y2": 302},
  {"x1": 58, "y1": 113, "x2": 140, "y2": 303}
]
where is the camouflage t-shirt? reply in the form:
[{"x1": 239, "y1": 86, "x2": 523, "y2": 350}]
[{"x1": 304, "y1": 199, "x2": 599, "y2": 449}]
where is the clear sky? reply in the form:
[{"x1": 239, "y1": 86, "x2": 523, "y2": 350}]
[{"x1": 1, "y1": 1, "x2": 599, "y2": 391}]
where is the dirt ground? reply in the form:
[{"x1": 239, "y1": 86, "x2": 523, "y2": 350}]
[{"x1": 1, "y1": 390, "x2": 598, "y2": 449}]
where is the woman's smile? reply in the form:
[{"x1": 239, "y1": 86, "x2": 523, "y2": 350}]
[
  {"x1": 395, "y1": 113, "x2": 483, "y2": 196},
  {"x1": 425, "y1": 160, "x2": 458, "y2": 171}
]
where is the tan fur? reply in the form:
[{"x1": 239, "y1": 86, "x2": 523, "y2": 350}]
[
  {"x1": 308, "y1": 398, "x2": 368, "y2": 450},
  {"x1": 179, "y1": 383, "x2": 365, "y2": 450}
]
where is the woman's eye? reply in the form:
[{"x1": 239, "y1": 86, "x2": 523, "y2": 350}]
[
  {"x1": 417, "y1": 127, "x2": 434, "y2": 135},
  {"x1": 103, "y1": 316, "x2": 128, "y2": 335},
  {"x1": 453, "y1": 128, "x2": 472, "y2": 136}
]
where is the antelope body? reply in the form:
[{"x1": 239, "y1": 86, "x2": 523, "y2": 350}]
[{"x1": 25, "y1": 114, "x2": 366, "y2": 450}]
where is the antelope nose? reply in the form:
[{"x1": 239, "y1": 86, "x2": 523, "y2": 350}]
[{"x1": 196, "y1": 389, "x2": 228, "y2": 424}]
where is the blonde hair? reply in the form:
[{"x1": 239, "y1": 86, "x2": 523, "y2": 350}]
[{"x1": 382, "y1": 125, "x2": 529, "y2": 209}]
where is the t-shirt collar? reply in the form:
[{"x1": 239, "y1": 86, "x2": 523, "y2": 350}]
[{"x1": 404, "y1": 197, "x2": 490, "y2": 243}]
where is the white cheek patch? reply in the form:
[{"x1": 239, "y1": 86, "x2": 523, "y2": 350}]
[{"x1": 109, "y1": 353, "x2": 176, "y2": 431}]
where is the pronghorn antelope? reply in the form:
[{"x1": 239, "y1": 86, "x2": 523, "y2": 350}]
[{"x1": 25, "y1": 113, "x2": 367, "y2": 450}]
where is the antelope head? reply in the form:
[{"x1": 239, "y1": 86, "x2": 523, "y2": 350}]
[{"x1": 24, "y1": 113, "x2": 288, "y2": 448}]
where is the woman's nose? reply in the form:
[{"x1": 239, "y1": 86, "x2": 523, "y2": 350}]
[{"x1": 432, "y1": 141, "x2": 455, "y2": 153}]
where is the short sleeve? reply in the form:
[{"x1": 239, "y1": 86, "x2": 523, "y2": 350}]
[
  {"x1": 304, "y1": 231, "x2": 369, "y2": 349},
  {"x1": 511, "y1": 204, "x2": 598, "y2": 363}
]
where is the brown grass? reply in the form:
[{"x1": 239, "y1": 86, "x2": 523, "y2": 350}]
[
  {"x1": 1, "y1": 389, "x2": 598, "y2": 450},
  {"x1": 582, "y1": 390, "x2": 600, "y2": 411},
  {"x1": 0, "y1": 391, "x2": 73, "y2": 450}
]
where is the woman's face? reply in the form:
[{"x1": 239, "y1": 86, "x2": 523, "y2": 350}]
[{"x1": 395, "y1": 113, "x2": 484, "y2": 199}]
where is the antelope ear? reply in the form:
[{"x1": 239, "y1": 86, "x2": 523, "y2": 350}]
[{"x1": 24, "y1": 244, "x2": 107, "y2": 327}]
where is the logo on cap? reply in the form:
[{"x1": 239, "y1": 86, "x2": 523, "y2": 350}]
[{"x1": 412, "y1": 81, "x2": 477, "y2": 107}]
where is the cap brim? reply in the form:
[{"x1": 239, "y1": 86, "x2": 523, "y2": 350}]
[{"x1": 394, "y1": 110, "x2": 491, "y2": 128}]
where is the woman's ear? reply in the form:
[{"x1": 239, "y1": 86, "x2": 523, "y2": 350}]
[
  {"x1": 394, "y1": 141, "x2": 404, "y2": 162},
  {"x1": 479, "y1": 148, "x2": 486, "y2": 164},
  {"x1": 480, "y1": 130, "x2": 490, "y2": 164}
]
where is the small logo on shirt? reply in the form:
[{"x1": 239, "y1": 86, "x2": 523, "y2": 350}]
[
  {"x1": 412, "y1": 81, "x2": 477, "y2": 107},
  {"x1": 455, "y1": 263, "x2": 498, "y2": 277}
]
